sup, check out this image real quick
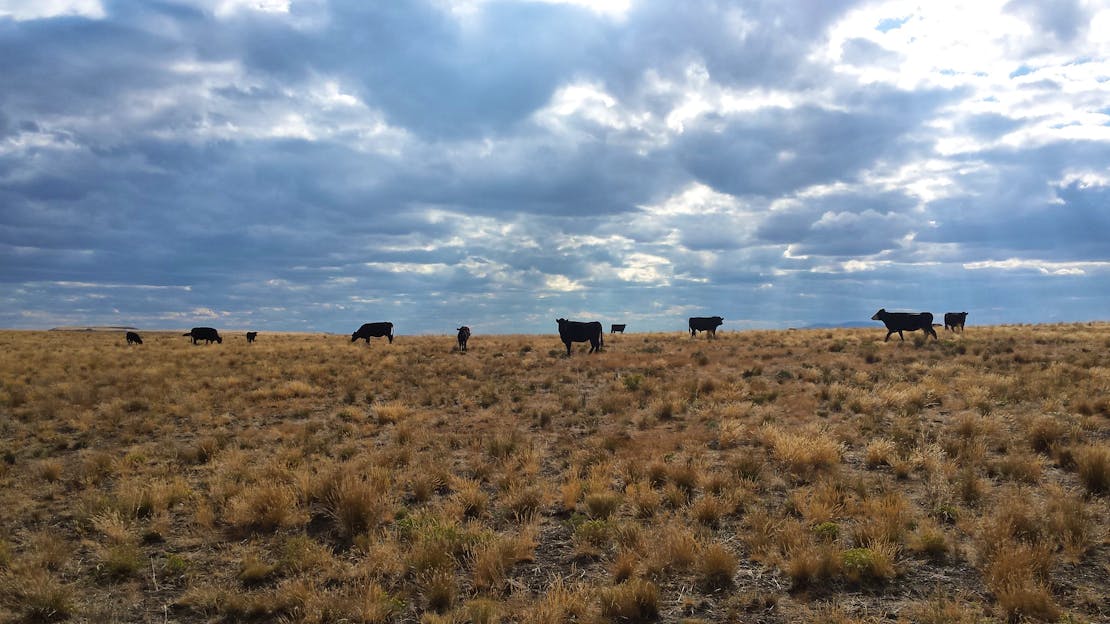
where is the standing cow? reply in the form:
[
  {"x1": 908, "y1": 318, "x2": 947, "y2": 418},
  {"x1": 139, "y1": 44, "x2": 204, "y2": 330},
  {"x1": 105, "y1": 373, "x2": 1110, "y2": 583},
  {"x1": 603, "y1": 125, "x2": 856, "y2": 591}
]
[
  {"x1": 871, "y1": 309, "x2": 938, "y2": 342},
  {"x1": 944, "y1": 312, "x2": 968, "y2": 333},
  {"x1": 457, "y1": 326, "x2": 471, "y2": 352},
  {"x1": 610, "y1": 324, "x2": 626, "y2": 334},
  {"x1": 351, "y1": 322, "x2": 394, "y2": 344},
  {"x1": 246, "y1": 331, "x2": 258, "y2": 343},
  {"x1": 557, "y1": 318, "x2": 604, "y2": 355},
  {"x1": 689, "y1": 316, "x2": 724, "y2": 339},
  {"x1": 125, "y1": 331, "x2": 143, "y2": 345},
  {"x1": 184, "y1": 327, "x2": 222, "y2": 344}
]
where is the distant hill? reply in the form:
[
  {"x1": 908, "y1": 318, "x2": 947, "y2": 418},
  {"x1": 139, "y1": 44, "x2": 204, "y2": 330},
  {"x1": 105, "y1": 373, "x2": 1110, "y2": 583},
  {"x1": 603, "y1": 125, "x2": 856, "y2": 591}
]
[
  {"x1": 49, "y1": 326, "x2": 137, "y2": 332},
  {"x1": 798, "y1": 321, "x2": 874, "y2": 329}
]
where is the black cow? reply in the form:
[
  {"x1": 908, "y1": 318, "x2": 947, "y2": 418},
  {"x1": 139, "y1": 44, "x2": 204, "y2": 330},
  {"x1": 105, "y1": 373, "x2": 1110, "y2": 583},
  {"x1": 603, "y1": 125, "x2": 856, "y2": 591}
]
[
  {"x1": 351, "y1": 322, "x2": 394, "y2": 344},
  {"x1": 184, "y1": 327, "x2": 222, "y2": 344},
  {"x1": 125, "y1": 331, "x2": 143, "y2": 345},
  {"x1": 246, "y1": 331, "x2": 258, "y2": 343},
  {"x1": 610, "y1": 324, "x2": 626, "y2": 334},
  {"x1": 457, "y1": 326, "x2": 471, "y2": 352},
  {"x1": 689, "y1": 316, "x2": 724, "y2": 339},
  {"x1": 944, "y1": 312, "x2": 968, "y2": 333},
  {"x1": 557, "y1": 318, "x2": 604, "y2": 355},
  {"x1": 870, "y1": 309, "x2": 938, "y2": 342}
]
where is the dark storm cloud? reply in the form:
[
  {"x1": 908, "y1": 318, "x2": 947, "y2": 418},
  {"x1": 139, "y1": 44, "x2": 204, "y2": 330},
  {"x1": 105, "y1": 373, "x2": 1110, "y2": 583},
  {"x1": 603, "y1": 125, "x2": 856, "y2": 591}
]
[
  {"x1": 675, "y1": 86, "x2": 954, "y2": 198},
  {"x1": 917, "y1": 139, "x2": 1110, "y2": 262},
  {"x1": 330, "y1": 2, "x2": 600, "y2": 139},
  {"x1": 756, "y1": 190, "x2": 919, "y2": 251},
  {"x1": 1005, "y1": 0, "x2": 1089, "y2": 45},
  {"x1": 597, "y1": 0, "x2": 860, "y2": 91},
  {"x1": 379, "y1": 138, "x2": 681, "y2": 217},
  {"x1": 840, "y1": 37, "x2": 900, "y2": 68},
  {"x1": 922, "y1": 182, "x2": 1110, "y2": 262}
]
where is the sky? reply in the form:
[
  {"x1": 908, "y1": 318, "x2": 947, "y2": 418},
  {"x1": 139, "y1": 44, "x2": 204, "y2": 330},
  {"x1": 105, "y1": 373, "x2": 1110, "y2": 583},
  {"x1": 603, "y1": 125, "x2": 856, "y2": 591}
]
[{"x1": 1, "y1": 0, "x2": 1109, "y2": 335}]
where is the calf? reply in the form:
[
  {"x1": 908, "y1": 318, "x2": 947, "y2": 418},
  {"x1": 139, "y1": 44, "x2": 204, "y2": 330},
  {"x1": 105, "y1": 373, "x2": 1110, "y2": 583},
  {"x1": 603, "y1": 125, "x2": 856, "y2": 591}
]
[
  {"x1": 246, "y1": 331, "x2": 258, "y2": 343},
  {"x1": 944, "y1": 312, "x2": 968, "y2": 333},
  {"x1": 184, "y1": 327, "x2": 222, "y2": 344},
  {"x1": 351, "y1": 322, "x2": 394, "y2": 344},
  {"x1": 870, "y1": 309, "x2": 938, "y2": 342},
  {"x1": 457, "y1": 326, "x2": 471, "y2": 352},
  {"x1": 689, "y1": 316, "x2": 724, "y2": 338},
  {"x1": 125, "y1": 331, "x2": 143, "y2": 345},
  {"x1": 610, "y1": 324, "x2": 626, "y2": 334},
  {"x1": 557, "y1": 318, "x2": 604, "y2": 355}
]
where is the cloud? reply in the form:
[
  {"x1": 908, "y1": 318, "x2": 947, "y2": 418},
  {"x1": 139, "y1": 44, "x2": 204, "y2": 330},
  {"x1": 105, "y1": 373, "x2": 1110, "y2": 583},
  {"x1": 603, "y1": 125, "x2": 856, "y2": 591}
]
[{"x1": 1, "y1": 0, "x2": 1108, "y2": 331}]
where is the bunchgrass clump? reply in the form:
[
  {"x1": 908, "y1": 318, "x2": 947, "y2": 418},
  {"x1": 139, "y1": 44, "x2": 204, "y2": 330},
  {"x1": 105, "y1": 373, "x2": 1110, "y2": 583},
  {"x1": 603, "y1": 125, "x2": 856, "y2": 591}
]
[
  {"x1": 1075, "y1": 445, "x2": 1110, "y2": 494},
  {"x1": 597, "y1": 578, "x2": 659, "y2": 621},
  {"x1": 698, "y1": 542, "x2": 737, "y2": 590}
]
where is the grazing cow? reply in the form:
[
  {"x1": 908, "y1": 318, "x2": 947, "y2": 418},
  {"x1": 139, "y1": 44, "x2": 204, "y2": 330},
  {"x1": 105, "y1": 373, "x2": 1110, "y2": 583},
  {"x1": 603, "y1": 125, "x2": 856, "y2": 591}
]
[
  {"x1": 125, "y1": 331, "x2": 143, "y2": 345},
  {"x1": 870, "y1": 309, "x2": 938, "y2": 342},
  {"x1": 351, "y1": 322, "x2": 394, "y2": 344},
  {"x1": 184, "y1": 327, "x2": 222, "y2": 344},
  {"x1": 944, "y1": 312, "x2": 968, "y2": 333},
  {"x1": 556, "y1": 318, "x2": 604, "y2": 355},
  {"x1": 610, "y1": 324, "x2": 626, "y2": 334},
  {"x1": 457, "y1": 326, "x2": 471, "y2": 352},
  {"x1": 246, "y1": 331, "x2": 258, "y2": 343},
  {"x1": 689, "y1": 316, "x2": 724, "y2": 339}
]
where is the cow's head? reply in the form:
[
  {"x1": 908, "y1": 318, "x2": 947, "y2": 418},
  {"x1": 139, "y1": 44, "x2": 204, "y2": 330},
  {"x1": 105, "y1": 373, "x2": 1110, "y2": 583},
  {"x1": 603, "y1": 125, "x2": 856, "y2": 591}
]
[
  {"x1": 871, "y1": 309, "x2": 886, "y2": 320},
  {"x1": 350, "y1": 332, "x2": 359, "y2": 342},
  {"x1": 556, "y1": 318, "x2": 567, "y2": 326},
  {"x1": 713, "y1": 316, "x2": 724, "y2": 325}
]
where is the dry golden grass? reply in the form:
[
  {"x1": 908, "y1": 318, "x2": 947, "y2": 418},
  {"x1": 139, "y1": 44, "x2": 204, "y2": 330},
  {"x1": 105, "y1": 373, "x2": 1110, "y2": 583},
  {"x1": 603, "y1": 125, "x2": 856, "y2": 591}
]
[{"x1": 0, "y1": 325, "x2": 1108, "y2": 623}]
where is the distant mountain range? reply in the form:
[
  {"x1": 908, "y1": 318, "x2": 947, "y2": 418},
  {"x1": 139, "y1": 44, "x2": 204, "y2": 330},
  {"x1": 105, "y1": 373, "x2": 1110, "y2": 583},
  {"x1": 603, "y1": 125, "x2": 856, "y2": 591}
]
[
  {"x1": 49, "y1": 326, "x2": 137, "y2": 332},
  {"x1": 797, "y1": 321, "x2": 875, "y2": 329}
]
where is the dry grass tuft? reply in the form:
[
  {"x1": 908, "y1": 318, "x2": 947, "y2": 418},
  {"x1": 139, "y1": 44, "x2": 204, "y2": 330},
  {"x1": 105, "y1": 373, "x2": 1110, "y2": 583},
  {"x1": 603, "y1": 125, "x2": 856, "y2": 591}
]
[
  {"x1": 1075, "y1": 444, "x2": 1110, "y2": 494},
  {"x1": 324, "y1": 471, "x2": 395, "y2": 539},
  {"x1": 0, "y1": 568, "x2": 74, "y2": 622},
  {"x1": 597, "y1": 578, "x2": 660, "y2": 621},
  {"x1": 761, "y1": 424, "x2": 841, "y2": 479},
  {"x1": 698, "y1": 542, "x2": 737, "y2": 590},
  {"x1": 225, "y1": 483, "x2": 304, "y2": 534},
  {"x1": 584, "y1": 490, "x2": 621, "y2": 520}
]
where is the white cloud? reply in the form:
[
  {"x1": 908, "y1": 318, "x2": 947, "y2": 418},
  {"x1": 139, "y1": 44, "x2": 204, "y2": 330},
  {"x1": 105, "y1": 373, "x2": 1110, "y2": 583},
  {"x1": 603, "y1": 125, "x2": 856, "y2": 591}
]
[
  {"x1": 615, "y1": 253, "x2": 673, "y2": 284},
  {"x1": 963, "y1": 258, "x2": 1110, "y2": 275},
  {"x1": 543, "y1": 275, "x2": 583, "y2": 292},
  {"x1": 363, "y1": 262, "x2": 453, "y2": 276},
  {"x1": 212, "y1": 0, "x2": 291, "y2": 18},
  {"x1": 0, "y1": 0, "x2": 103, "y2": 20}
]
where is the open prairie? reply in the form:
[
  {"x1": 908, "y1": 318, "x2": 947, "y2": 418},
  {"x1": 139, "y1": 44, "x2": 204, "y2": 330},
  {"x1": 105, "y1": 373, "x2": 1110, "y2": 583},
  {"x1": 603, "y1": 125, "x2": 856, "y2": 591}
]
[{"x1": 0, "y1": 325, "x2": 1108, "y2": 623}]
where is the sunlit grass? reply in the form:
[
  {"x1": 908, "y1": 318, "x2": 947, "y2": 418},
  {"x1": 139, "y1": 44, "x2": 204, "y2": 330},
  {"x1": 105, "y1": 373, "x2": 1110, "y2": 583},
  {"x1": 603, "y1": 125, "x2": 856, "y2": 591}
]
[{"x1": 0, "y1": 325, "x2": 1107, "y2": 622}]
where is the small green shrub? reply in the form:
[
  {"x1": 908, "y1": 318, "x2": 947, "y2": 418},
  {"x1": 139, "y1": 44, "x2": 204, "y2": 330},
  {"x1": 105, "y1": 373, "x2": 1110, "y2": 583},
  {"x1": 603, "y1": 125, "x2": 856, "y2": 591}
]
[{"x1": 841, "y1": 544, "x2": 896, "y2": 583}]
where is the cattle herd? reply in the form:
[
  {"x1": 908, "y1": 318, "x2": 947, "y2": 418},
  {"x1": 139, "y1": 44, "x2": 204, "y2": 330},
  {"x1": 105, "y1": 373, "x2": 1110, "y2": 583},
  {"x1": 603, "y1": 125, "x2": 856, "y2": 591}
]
[
  {"x1": 121, "y1": 311, "x2": 969, "y2": 353},
  {"x1": 871, "y1": 309, "x2": 968, "y2": 342}
]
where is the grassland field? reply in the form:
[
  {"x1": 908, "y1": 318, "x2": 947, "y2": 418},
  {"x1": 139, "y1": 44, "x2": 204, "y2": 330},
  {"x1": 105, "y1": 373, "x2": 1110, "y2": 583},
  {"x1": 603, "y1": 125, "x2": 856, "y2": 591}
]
[{"x1": 0, "y1": 325, "x2": 1108, "y2": 623}]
